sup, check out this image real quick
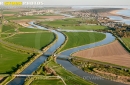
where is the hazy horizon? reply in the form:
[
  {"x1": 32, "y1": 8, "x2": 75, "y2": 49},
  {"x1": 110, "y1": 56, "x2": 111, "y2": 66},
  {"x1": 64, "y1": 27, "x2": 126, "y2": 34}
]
[{"x1": 0, "y1": 0, "x2": 130, "y2": 5}]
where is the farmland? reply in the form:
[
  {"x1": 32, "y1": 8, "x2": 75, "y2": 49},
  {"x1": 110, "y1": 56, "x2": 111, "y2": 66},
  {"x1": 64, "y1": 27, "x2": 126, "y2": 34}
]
[
  {"x1": 72, "y1": 40, "x2": 130, "y2": 67},
  {"x1": 0, "y1": 23, "x2": 56, "y2": 74},
  {"x1": 122, "y1": 37, "x2": 130, "y2": 49},
  {"x1": 5, "y1": 15, "x2": 65, "y2": 20},
  {"x1": 5, "y1": 16, "x2": 40, "y2": 20},
  {"x1": 38, "y1": 18, "x2": 108, "y2": 30},
  {"x1": 60, "y1": 32, "x2": 106, "y2": 52},
  {"x1": 2, "y1": 24, "x2": 15, "y2": 33},
  {"x1": 0, "y1": 44, "x2": 29, "y2": 73},
  {"x1": 5, "y1": 32, "x2": 55, "y2": 49},
  {"x1": 18, "y1": 27, "x2": 46, "y2": 32}
]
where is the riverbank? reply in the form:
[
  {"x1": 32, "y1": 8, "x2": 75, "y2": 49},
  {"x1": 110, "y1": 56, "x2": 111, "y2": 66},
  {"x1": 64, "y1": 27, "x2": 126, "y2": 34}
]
[
  {"x1": 70, "y1": 57, "x2": 130, "y2": 85},
  {"x1": 24, "y1": 56, "x2": 94, "y2": 85}
]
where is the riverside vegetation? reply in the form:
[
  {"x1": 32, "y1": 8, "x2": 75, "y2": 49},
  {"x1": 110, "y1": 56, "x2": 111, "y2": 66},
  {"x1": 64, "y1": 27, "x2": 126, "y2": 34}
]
[
  {"x1": 71, "y1": 57, "x2": 130, "y2": 84},
  {"x1": 24, "y1": 56, "x2": 94, "y2": 85}
]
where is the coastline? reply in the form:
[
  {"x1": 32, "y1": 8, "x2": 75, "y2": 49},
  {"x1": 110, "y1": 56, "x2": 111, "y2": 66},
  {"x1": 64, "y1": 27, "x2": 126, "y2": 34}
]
[
  {"x1": 98, "y1": 8, "x2": 130, "y2": 20},
  {"x1": 108, "y1": 8, "x2": 130, "y2": 20},
  {"x1": 109, "y1": 8, "x2": 127, "y2": 16}
]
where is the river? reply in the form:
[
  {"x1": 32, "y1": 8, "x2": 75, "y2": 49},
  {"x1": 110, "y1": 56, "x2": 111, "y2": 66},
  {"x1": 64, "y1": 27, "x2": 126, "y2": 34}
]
[{"x1": 8, "y1": 21, "x2": 126, "y2": 85}]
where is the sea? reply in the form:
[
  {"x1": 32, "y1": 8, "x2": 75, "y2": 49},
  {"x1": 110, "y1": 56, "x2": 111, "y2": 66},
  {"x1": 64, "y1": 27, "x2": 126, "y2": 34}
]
[
  {"x1": 108, "y1": 8, "x2": 130, "y2": 25},
  {"x1": 72, "y1": 6, "x2": 130, "y2": 25}
]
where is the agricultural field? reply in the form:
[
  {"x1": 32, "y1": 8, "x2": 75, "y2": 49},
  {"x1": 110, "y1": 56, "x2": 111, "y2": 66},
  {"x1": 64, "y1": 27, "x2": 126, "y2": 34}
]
[
  {"x1": 18, "y1": 27, "x2": 46, "y2": 32},
  {"x1": 122, "y1": 37, "x2": 130, "y2": 49},
  {"x1": 3, "y1": 11, "x2": 18, "y2": 14},
  {"x1": 5, "y1": 14, "x2": 65, "y2": 20},
  {"x1": 2, "y1": 24, "x2": 15, "y2": 33},
  {"x1": 1, "y1": 34, "x2": 10, "y2": 38},
  {"x1": 38, "y1": 18, "x2": 108, "y2": 30},
  {"x1": 5, "y1": 16, "x2": 40, "y2": 20},
  {"x1": 0, "y1": 44, "x2": 29, "y2": 73},
  {"x1": 72, "y1": 40, "x2": 130, "y2": 67},
  {"x1": 30, "y1": 79, "x2": 64, "y2": 85},
  {"x1": 60, "y1": 32, "x2": 106, "y2": 52},
  {"x1": 5, "y1": 32, "x2": 55, "y2": 49}
]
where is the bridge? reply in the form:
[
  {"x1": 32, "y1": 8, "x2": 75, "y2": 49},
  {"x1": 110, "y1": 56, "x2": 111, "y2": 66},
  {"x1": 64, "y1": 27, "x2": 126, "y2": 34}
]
[{"x1": 14, "y1": 75, "x2": 59, "y2": 77}]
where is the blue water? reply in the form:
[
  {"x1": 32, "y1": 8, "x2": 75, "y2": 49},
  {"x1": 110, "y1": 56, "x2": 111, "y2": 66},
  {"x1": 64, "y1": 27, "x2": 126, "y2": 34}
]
[
  {"x1": 117, "y1": 9, "x2": 130, "y2": 17},
  {"x1": 108, "y1": 8, "x2": 130, "y2": 25},
  {"x1": 8, "y1": 22, "x2": 65, "y2": 85}
]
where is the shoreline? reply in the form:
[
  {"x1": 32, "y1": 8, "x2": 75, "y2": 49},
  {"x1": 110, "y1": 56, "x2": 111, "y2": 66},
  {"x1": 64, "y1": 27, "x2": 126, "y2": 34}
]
[
  {"x1": 98, "y1": 8, "x2": 130, "y2": 20},
  {"x1": 109, "y1": 8, "x2": 127, "y2": 16},
  {"x1": 108, "y1": 8, "x2": 130, "y2": 20}
]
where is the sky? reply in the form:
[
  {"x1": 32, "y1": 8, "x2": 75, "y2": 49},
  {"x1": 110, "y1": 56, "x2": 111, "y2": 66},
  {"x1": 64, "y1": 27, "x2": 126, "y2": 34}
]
[{"x1": 1, "y1": 0, "x2": 130, "y2": 5}]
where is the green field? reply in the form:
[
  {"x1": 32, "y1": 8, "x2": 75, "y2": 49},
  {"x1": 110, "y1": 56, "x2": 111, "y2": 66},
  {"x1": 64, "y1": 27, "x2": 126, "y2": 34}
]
[
  {"x1": 4, "y1": 14, "x2": 61, "y2": 20},
  {"x1": 38, "y1": 18, "x2": 107, "y2": 30},
  {"x1": 0, "y1": 44, "x2": 29, "y2": 73},
  {"x1": 4, "y1": 14, "x2": 60, "y2": 20},
  {"x1": 122, "y1": 37, "x2": 130, "y2": 48},
  {"x1": 3, "y1": 11, "x2": 18, "y2": 14},
  {"x1": 18, "y1": 27, "x2": 45, "y2": 32},
  {"x1": 31, "y1": 79, "x2": 64, "y2": 85},
  {"x1": 2, "y1": 24, "x2": 46, "y2": 33},
  {"x1": 1, "y1": 34, "x2": 10, "y2": 38},
  {"x1": 5, "y1": 16, "x2": 41, "y2": 20},
  {"x1": 60, "y1": 32, "x2": 106, "y2": 52},
  {"x1": 2, "y1": 25, "x2": 15, "y2": 33},
  {"x1": 5, "y1": 32, "x2": 55, "y2": 49}
]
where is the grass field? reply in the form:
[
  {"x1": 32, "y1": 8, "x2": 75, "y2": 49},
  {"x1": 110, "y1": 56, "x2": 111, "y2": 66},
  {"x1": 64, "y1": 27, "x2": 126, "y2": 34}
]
[
  {"x1": 5, "y1": 16, "x2": 40, "y2": 20},
  {"x1": 38, "y1": 18, "x2": 108, "y2": 30},
  {"x1": 18, "y1": 27, "x2": 45, "y2": 32},
  {"x1": 2, "y1": 25, "x2": 15, "y2": 33},
  {"x1": 122, "y1": 37, "x2": 130, "y2": 49},
  {"x1": 2, "y1": 24, "x2": 46, "y2": 33},
  {"x1": 0, "y1": 44, "x2": 29, "y2": 73},
  {"x1": 3, "y1": 11, "x2": 18, "y2": 14},
  {"x1": 5, "y1": 32, "x2": 55, "y2": 49},
  {"x1": 60, "y1": 32, "x2": 106, "y2": 52},
  {"x1": 1, "y1": 34, "x2": 10, "y2": 38},
  {"x1": 30, "y1": 79, "x2": 64, "y2": 85}
]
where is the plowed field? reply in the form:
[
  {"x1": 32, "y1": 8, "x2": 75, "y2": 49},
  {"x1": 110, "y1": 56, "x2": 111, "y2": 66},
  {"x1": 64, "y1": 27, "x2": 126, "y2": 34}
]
[{"x1": 72, "y1": 40, "x2": 130, "y2": 67}]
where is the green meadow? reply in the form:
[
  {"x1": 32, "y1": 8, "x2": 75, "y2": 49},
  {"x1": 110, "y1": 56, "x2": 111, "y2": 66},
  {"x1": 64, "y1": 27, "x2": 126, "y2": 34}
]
[
  {"x1": 5, "y1": 32, "x2": 55, "y2": 49},
  {"x1": 38, "y1": 18, "x2": 108, "y2": 30},
  {"x1": 60, "y1": 32, "x2": 106, "y2": 52}
]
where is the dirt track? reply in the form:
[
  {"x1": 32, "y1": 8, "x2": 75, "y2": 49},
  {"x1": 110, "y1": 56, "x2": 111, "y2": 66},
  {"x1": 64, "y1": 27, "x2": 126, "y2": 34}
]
[{"x1": 72, "y1": 40, "x2": 130, "y2": 67}]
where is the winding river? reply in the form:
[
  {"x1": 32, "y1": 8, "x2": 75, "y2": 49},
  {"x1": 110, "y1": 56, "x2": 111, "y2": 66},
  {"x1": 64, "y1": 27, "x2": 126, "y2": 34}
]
[{"x1": 8, "y1": 22, "x2": 126, "y2": 85}]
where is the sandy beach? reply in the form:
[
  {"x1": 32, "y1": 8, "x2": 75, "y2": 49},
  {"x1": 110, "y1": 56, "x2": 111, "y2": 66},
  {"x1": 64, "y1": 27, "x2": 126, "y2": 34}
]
[{"x1": 109, "y1": 10, "x2": 120, "y2": 15}]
